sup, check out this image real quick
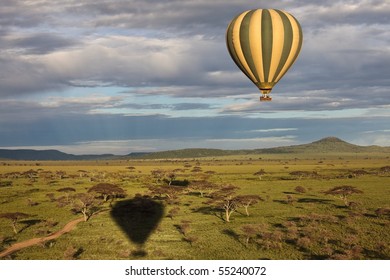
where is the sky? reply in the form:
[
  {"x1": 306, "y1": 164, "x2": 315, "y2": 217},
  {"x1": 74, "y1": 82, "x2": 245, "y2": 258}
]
[{"x1": 0, "y1": 0, "x2": 389, "y2": 155}]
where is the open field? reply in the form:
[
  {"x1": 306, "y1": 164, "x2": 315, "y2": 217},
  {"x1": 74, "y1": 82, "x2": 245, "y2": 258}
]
[{"x1": 0, "y1": 153, "x2": 389, "y2": 260}]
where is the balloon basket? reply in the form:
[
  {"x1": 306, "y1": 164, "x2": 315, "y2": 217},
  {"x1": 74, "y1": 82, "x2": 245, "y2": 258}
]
[{"x1": 260, "y1": 96, "x2": 272, "y2": 101}]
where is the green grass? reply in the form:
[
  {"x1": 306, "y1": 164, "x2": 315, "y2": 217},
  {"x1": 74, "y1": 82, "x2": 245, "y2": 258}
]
[{"x1": 0, "y1": 153, "x2": 389, "y2": 260}]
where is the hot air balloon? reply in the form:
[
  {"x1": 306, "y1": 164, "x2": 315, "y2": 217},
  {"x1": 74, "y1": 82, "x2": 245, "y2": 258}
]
[{"x1": 226, "y1": 9, "x2": 303, "y2": 101}]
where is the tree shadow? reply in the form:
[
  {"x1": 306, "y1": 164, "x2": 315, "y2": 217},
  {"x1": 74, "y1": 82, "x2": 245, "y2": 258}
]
[
  {"x1": 0, "y1": 236, "x2": 16, "y2": 251},
  {"x1": 192, "y1": 206, "x2": 224, "y2": 221},
  {"x1": 222, "y1": 229, "x2": 244, "y2": 246},
  {"x1": 283, "y1": 191, "x2": 296, "y2": 195},
  {"x1": 18, "y1": 219, "x2": 43, "y2": 233},
  {"x1": 110, "y1": 195, "x2": 164, "y2": 256},
  {"x1": 170, "y1": 180, "x2": 190, "y2": 187},
  {"x1": 74, "y1": 247, "x2": 84, "y2": 259},
  {"x1": 273, "y1": 199, "x2": 289, "y2": 205},
  {"x1": 297, "y1": 198, "x2": 333, "y2": 204}
]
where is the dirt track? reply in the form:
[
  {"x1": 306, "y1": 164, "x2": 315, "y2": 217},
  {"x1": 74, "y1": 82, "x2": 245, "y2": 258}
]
[{"x1": 0, "y1": 216, "x2": 85, "y2": 258}]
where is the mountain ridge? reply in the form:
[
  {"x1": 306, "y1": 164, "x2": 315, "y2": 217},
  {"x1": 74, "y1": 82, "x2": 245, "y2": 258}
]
[
  {"x1": 0, "y1": 137, "x2": 389, "y2": 160},
  {"x1": 138, "y1": 137, "x2": 390, "y2": 159},
  {"x1": 0, "y1": 149, "x2": 116, "y2": 161}
]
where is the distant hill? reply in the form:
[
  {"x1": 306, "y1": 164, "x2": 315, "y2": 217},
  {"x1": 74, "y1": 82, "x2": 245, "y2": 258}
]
[
  {"x1": 137, "y1": 148, "x2": 237, "y2": 159},
  {"x1": 1, "y1": 137, "x2": 389, "y2": 160},
  {"x1": 131, "y1": 137, "x2": 390, "y2": 159},
  {"x1": 0, "y1": 149, "x2": 116, "y2": 161},
  {"x1": 251, "y1": 137, "x2": 389, "y2": 154}
]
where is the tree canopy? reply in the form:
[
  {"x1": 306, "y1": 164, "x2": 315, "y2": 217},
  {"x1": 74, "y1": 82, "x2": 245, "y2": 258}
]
[{"x1": 88, "y1": 183, "x2": 126, "y2": 202}]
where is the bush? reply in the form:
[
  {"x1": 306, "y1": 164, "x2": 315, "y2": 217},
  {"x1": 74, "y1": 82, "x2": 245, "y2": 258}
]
[
  {"x1": 167, "y1": 207, "x2": 180, "y2": 219},
  {"x1": 0, "y1": 181, "x2": 12, "y2": 187},
  {"x1": 375, "y1": 207, "x2": 390, "y2": 217},
  {"x1": 183, "y1": 235, "x2": 199, "y2": 246},
  {"x1": 296, "y1": 236, "x2": 312, "y2": 250},
  {"x1": 176, "y1": 220, "x2": 191, "y2": 236},
  {"x1": 286, "y1": 194, "x2": 295, "y2": 205},
  {"x1": 63, "y1": 246, "x2": 78, "y2": 260},
  {"x1": 294, "y1": 186, "x2": 306, "y2": 193}
]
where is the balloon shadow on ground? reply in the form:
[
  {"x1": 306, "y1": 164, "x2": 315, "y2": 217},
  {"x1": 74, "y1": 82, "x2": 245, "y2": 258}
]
[{"x1": 110, "y1": 195, "x2": 164, "y2": 257}]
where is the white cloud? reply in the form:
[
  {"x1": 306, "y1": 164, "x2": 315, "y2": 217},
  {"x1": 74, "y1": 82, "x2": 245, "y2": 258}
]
[
  {"x1": 206, "y1": 135, "x2": 297, "y2": 143},
  {"x1": 249, "y1": 128, "x2": 298, "y2": 133}
]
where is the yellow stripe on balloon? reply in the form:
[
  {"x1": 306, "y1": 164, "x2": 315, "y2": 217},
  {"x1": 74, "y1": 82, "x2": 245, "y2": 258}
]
[
  {"x1": 232, "y1": 11, "x2": 258, "y2": 83},
  {"x1": 268, "y1": 9, "x2": 285, "y2": 82},
  {"x1": 274, "y1": 12, "x2": 302, "y2": 83},
  {"x1": 248, "y1": 9, "x2": 264, "y2": 83}
]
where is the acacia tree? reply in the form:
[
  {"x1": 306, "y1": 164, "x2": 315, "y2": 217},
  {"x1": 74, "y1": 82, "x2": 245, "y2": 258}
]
[
  {"x1": 189, "y1": 180, "x2": 217, "y2": 197},
  {"x1": 0, "y1": 212, "x2": 31, "y2": 234},
  {"x1": 88, "y1": 183, "x2": 126, "y2": 204},
  {"x1": 150, "y1": 169, "x2": 165, "y2": 184},
  {"x1": 323, "y1": 185, "x2": 363, "y2": 207},
  {"x1": 289, "y1": 171, "x2": 317, "y2": 180},
  {"x1": 56, "y1": 170, "x2": 67, "y2": 180},
  {"x1": 148, "y1": 185, "x2": 185, "y2": 204},
  {"x1": 77, "y1": 170, "x2": 88, "y2": 178},
  {"x1": 378, "y1": 166, "x2": 390, "y2": 175},
  {"x1": 254, "y1": 169, "x2": 266, "y2": 180},
  {"x1": 207, "y1": 185, "x2": 240, "y2": 222},
  {"x1": 148, "y1": 185, "x2": 167, "y2": 199},
  {"x1": 57, "y1": 187, "x2": 76, "y2": 202},
  {"x1": 241, "y1": 224, "x2": 261, "y2": 246},
  {"x1": 236, "y1": 195, "x2": 263, "y2": 216},
  {"x1": 71, "y1": 193, "x2": 101, "y2": 221},
  {"x1": 165, "y1": 172, "x2": 176, "y2": 186}
]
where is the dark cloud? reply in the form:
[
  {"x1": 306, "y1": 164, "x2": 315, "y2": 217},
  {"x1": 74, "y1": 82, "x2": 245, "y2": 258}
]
[
  {"x1": 171, "y1": 103, "x2": 213, "y2": 110},
  {"x1": 2, "y1": 33, "x2": 80, "y2": 55},
  {"x1": 0, "y1": 0, "x2": 389, "y2": 151},
  {"x1": 0, "y1": 0, "x2": 47, "y2": 28},
  {"x1": 117, "y1": 102, "x2": 213, "y2": 111},
  {"x1": 1, "y1": 111, "x2": 388, "y2": 148}
]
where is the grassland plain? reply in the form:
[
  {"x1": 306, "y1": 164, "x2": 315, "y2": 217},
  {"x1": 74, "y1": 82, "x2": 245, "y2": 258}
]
[{"x1": 0, "y1": 153, "x2": 389, "y2": 260}]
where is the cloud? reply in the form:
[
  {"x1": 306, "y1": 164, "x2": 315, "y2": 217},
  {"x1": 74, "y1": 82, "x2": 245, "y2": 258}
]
[
  {"x1": 0, "y1": 33, "x2": 231, "y2": 96},
  {"x1": 0, "y1": 0, "x2": 389, "y2": 152},
  {"x1": 249, "y1": 128, "x2": 298, "y2": 133},
  {"x1": 1, "y1": 1, "x2": 389, "y2": 107},
  {"x1": 295, "y1": 0, "x2": 390, "y2": 26},
  {"x1": 1, "y1": 32, "x2": 79, "y2": 55}
]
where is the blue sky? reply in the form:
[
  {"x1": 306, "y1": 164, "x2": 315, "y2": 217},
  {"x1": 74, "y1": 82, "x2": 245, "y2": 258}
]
[{"x1": 0, "y1": 0, "x2": 389, "y2": 154}]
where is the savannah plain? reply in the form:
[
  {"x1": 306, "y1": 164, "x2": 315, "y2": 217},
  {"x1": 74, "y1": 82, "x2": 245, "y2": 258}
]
[{"x1": 1, "y1": 141, "x2": 389, "y2": 260}]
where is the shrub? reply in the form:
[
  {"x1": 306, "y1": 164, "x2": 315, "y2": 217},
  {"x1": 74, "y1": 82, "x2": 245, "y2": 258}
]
[
  {"x1": 375, "y1": 207, "x2": 390, "y2": 217},
  {"x1": 286, "y1": 194, "x2": 295, "y2": 205},
  {"x1": 167, "y1": 207, "x2": 180, "y2": 219},
  {"x1": 183, "y1": 235, "x2": 199, "y2": 246},
  {"x1": 46, "y1": 193, "x2": 56, "y2": 202},
  {"x1": 294, "y1": 186, "x2": 306, "y2": 193},
  {"x1": 63, "y1": 246, "x2": 78, "y2": 260},
  {"x1": 296, "y1": 236, "x2": 312, "y2": 250},
  {"x1": 257, "y1": 230, "x2": 284, "y2": 250},
  {"x1": 0, "y1": 181, "x2": 12, "y2": 187},
  {"x1": 176, "y1": 220, "x2": 191, "y2": 236},
  {"x1": 26, "y1": 198, "x2": 39, "y2": 207},
  {"x1": 241, "y1": 224, "x2": 261, "y2": 246}
]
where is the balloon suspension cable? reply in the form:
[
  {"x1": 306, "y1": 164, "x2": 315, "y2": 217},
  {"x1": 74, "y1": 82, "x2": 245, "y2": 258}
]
[{"x1": 259, "y1": 89, "x2": 272, "y2": 101}]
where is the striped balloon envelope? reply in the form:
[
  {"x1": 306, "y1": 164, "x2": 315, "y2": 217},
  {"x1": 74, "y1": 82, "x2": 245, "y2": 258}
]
[{"x1": 226, "y1": 9, "x2": 303, "y2": 101}]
